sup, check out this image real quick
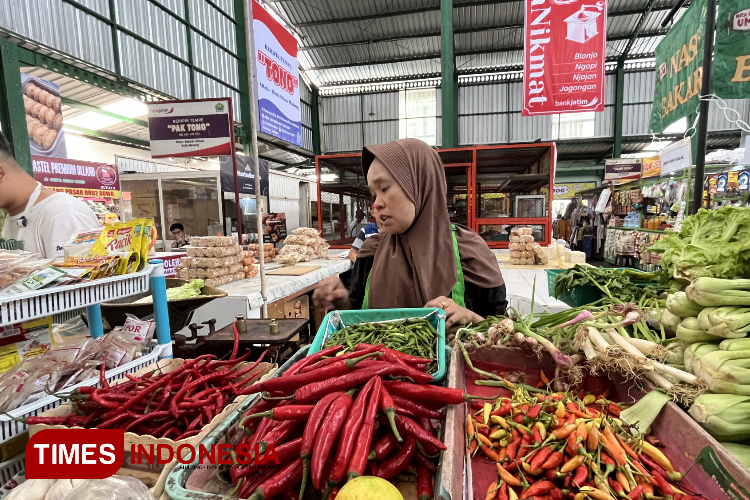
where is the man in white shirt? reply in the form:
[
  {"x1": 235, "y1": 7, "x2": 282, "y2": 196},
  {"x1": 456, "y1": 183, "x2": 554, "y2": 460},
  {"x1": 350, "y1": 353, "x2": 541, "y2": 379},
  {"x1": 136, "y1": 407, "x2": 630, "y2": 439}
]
[{"x1": 0, "y1": 132, "x2": 100, "y2": 259}]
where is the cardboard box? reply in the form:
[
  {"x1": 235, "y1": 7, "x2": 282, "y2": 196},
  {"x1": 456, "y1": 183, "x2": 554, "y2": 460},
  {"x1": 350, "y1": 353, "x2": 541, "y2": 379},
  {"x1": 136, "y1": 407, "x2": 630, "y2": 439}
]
[{"x1": 29, "y1": 357, "x2": 277, "y2": 498}]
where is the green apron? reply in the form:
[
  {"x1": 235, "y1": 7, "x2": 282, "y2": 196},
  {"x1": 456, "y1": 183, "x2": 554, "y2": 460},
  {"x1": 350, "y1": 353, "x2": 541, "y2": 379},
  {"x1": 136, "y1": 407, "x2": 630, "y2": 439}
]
[{"x1": 362, "y1": 225, "x2": 466, "y2": 309}]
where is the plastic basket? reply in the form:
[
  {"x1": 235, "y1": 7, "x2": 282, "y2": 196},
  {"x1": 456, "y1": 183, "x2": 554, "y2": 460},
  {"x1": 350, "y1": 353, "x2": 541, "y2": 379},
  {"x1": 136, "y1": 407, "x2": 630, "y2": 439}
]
[
  {"x1": 0, "y1": 343, "x2": 167, "y2": 445},
  {"x1": 165, "y1": 345, "x2": 454, "y2": 500},
  {"x1": 309, "y1": 308, "x2": 447, "y2": 384},
  {"x1": 0, "y1": 454, "x2": 23, "y2": 486},
  {"x1": 0, "y1": 264, "x2": 153, "y2": 327},
  {"x1": 546, "y1": 267, "x2": 656, "y2": 307}
]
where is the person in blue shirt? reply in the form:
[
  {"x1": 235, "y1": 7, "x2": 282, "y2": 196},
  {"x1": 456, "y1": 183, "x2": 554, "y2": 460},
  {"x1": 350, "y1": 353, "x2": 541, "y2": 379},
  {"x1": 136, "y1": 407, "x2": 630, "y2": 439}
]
[{"x1": 347, "y1": 205, "x2": 383, "y2": 262}]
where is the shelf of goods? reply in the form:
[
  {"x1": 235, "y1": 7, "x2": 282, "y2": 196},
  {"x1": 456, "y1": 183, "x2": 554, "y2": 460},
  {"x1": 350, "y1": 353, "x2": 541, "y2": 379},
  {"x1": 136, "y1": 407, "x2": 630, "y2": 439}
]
[{"x1": 0, "y1": 261, "x2": 174, "y2": 484}]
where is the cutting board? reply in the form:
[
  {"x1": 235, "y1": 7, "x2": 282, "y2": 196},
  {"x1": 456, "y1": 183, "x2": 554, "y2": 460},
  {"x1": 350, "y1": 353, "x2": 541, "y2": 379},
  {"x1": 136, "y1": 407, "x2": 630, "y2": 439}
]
[{"x1": 266, "y1": 265, "x2": 321, "y2": 276}]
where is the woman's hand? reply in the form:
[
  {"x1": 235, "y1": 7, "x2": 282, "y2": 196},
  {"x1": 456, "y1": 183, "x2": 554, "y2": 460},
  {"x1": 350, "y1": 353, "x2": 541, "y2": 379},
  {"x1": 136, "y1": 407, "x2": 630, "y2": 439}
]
[
  {"x1": 313, "y1": 276, "x2": 350, "y2": 312},
  {"x1": 424, "y1": 296, "x2": 483, "y2": 331}
]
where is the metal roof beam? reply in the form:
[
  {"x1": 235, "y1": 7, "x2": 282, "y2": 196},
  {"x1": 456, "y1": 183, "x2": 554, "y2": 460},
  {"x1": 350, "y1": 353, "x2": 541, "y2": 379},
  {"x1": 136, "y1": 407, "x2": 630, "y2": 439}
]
[
  {"x1": 298, "y1": 6, "x2": 671, "y2": 52},
  {"x1": 293, "y1": 0, "x2": 516, "y2": 28},
  {"x1": 305, "y1": 31, "x2": 666, "y2": 71},
  {"x1": 61, "y1": 97, "x2": 149, "y2": 127}
]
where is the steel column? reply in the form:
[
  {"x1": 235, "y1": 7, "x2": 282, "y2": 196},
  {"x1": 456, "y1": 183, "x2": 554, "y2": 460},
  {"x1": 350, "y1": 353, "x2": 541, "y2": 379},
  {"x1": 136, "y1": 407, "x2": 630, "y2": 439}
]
[
  {"x1": 183, "y1": 0, "x2": 196, "y2": 98},
  {"x1": 311, "y1": 86, "x2": 322, "y2": 155},
  {"x1": 0, "y1": 38, "x2": 32, "y2": 174},
  {"x1": 613, "y1": 59, "x2": 625, "y2": 158},
  {"x1": 692, "y1": 0, "x2": 716, "y2": 214},
  {"x1": 441, "y1": 0, "x2": 458, "y2": 148}
]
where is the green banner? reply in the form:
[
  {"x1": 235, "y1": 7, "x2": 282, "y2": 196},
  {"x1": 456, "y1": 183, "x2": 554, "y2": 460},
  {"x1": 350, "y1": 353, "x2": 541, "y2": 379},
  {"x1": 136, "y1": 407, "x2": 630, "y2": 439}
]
[
  {"x1": 712, "y1": 0, "x2": 750, "y2": 98},
  {"x1": 696, "y1": 446, "x2": 750, "y2": 500},
  {"x1": 649, "y1": 1, "x2": 707, "y2": 133}
]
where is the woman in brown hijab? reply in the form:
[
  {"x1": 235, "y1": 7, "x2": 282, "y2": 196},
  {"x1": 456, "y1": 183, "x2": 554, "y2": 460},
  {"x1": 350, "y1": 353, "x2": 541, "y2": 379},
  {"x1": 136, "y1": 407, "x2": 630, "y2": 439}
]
[{"x1": 314, "y1": 138, "x2": 506, "y2": 330}]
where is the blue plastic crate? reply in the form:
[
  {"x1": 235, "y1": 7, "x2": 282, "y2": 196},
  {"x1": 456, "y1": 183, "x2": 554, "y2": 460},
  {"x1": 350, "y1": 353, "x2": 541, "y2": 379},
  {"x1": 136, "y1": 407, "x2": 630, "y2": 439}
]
[{"x1": 310, "y1": 308, "x2": 447, "y2": 384}]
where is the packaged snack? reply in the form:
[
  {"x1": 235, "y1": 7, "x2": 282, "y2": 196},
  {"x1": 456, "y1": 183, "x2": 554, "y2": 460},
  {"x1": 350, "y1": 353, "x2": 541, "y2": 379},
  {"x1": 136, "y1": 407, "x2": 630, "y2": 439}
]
[
  {"x1": 62, "y1": 229, "x2": 103, "y2": 259},
  {"x1": 292, "y1": 227, "x2": 320, "y2": 238},
  {"x1": 57, "y1": 256, "x2": 120, "y2": 279},
  {"x1": 88, "y1": 219, "x2": 146, "y2": 274},
  {"x1": 186, "y1": 247, "x2": 206, "y2": 257},
  {"x1": 139, "y1": 219, "x2": 154, "y2": 270},
  {"x1": 511, "y1": 250, "x2": 521, "y2": 258},
  {"x1": 521, "y1": 227, "x2": 533, "y2": 235}
]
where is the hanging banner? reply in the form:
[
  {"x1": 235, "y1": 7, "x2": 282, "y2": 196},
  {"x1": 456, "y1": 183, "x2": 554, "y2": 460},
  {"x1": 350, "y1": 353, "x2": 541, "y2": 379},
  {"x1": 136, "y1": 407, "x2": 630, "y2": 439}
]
[
  {"x1": 521, "y1": 0, "x2": 607, "y2": 115},
  {"x1": 712, "y1": 0, "x2": 750, "y2": 99},
  {"x1": 649, "y1": 1, "x2": 706, "y2": 133},
  {"x1": 552, "y1": 182, "x2": 597, "y2": 198},
  {"x1": 146, "y1": 98, "x2": 233, "y2": 158},
  {"x1": 642, "y1": 156, "x2": 662, "y2": 178},
  {"x1": 219, "y1": 154, "x2": 269, "y2": 196},
  {"x1": 21, "y1": 73, "x2": 68, "y2": 159},
  {"x1": 604, "y1": 159, "x2": 641, "y2": 181},
  {"x1": 32, "y1": 156, "x2": 120, "y2": 197},
  {"x1": 252, "y1": 1, "x2": 302, "y2": 147}
]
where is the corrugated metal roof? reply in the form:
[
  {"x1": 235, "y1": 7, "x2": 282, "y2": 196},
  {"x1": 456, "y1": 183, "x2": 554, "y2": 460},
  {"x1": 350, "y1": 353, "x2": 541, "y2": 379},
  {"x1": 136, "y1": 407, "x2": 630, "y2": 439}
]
[{"x1": 276, "y1": 0, "x2": 691, "y2": 87}]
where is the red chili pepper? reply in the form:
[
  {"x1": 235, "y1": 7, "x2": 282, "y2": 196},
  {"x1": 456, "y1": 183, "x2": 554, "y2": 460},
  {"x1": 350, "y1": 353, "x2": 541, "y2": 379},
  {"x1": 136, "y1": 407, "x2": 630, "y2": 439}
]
[
  {"x1": 284, "y1": 345, "x2": 343, "y2": 377},
  {"x1": 527, "y1": 403, "x2": 541, "y2": 419},
  {"x1": 498, "y1": 482, "x2": 509, "y2": 500},
  {"x1": 246, "y1": 457, "x2": 303, "y2": 500},
  {"x1": 521, "y1": 480, "x2": 556, "y2": 499},
  {"x1": 370, "y1": 431, "x2": 402, "y2": 461},
  {"x1": 379, "y1": 384, "x2": 403, "y2": 442},
  {"x1": 628, "y1": 485, "x2": 644, "y2": 500},
  {"x1": 327, "y1": 377, "x2": 377, "y2": 489},
  {"x1": 609, "y1": 478, "x2": 625, "y2": 495},
  {"x1": 608, "y1": 402, "x2": 622, "y2": 417},
  {"x1": 299, "y1": 344, "x2": 383, "y2": 373},
  {"x1": 255, "y1": 419, "x2": 300, "y2": 459},
  {"x1": 295, "y1": 364, "x2": 403, "y2": 404},
  {"x1": 346, "y1": 377, "x2": 381, "y2": 481},
  {"x1": 356, "y1": 359, "x2": 434, "y2": 384},
  {"x1": 230, "y1": 323, "x2": 240, "y2": 361},
  {"x1": 573, "y1": 464, "x2": 588, "y2": 486},
  {"x1": 394, "y1": 415, "x2": 446, "y2": 451},
  {"x1": 311, "y1": 392, "x2": 355, "y2": 491},
  {"x1": 417, "y1": 463, "x2": 434, "y2": 500},
  {"x1": 299, "y1": 391, "x2": 344, "y2": 499},
  {"x1": 243, "y1": 404, "x2": 315, "y2": 422},
  {"x1": 99, "y1": 362, "x2": 110, "y2": 389},
  {"x1": 492, "y1": 403, "x2": 513, "y2": 417},
  {"x1": 371, "y1": 436, "x2": 416, "y2": 480},
  {"x1": 247, "y1": 352, "x2": 380, "y2": 395},
  {"x1": 550, "y1": 488, "x2": 563, "y2": 500},
  {"x1": 414, "y1": 450, "x2": 437, "y2": 472},
  {"x1": 382, "y1": 380, "x2": 479, "y2": 405},
  {"x1": 639, "y1": 454, "x2": 669, "y2": 479},
  {"x1": 278, "y1": 490, "x2": 299, "y2": 500},
  {"x1": 391, "y1": 395, "x2": 444, "y2": 420},
  {"x1": 533, "y1": 425, "x2": 543, "y2": 446},
  {"x1": 208, "y1": 347, "x2": 256, "y2": 369},
  {"x1": 651, "y1": 470, "x2": 674, "y2": 498},
  {"x1": 545, "y1": 469, "x2": 558, "y2": 481},
  {"x1": 531, "y1": 446, "x2": 554, "y2": 471},
  {"x1": 505, "y1": 430, "x2": 521, "y2": 461},
  {"x1": 238, "y1": 468, "x2": 276, "y2": 499},
  {"x1": 541, "y1": 450, "x2": 564, "y2": 469}
]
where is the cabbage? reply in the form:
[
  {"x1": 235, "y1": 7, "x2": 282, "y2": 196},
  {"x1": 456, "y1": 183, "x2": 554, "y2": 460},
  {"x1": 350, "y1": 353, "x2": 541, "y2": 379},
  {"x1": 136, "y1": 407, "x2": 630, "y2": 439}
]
[{"x1": 649, "y1": 206, "x2": 750, "y2": 281}]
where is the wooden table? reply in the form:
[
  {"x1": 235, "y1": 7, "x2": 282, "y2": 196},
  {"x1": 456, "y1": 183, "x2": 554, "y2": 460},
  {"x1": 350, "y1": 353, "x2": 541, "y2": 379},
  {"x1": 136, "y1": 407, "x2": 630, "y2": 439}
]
[{"x1": 173, "y1": 318, "x2": 310, "y2": 364}]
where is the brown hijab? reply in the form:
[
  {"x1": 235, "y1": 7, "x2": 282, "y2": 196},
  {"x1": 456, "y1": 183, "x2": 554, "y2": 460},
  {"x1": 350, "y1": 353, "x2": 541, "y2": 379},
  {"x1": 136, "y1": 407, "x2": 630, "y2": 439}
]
[{"x1": 360, "y1": 138, "x2": 504, "y2": 309}]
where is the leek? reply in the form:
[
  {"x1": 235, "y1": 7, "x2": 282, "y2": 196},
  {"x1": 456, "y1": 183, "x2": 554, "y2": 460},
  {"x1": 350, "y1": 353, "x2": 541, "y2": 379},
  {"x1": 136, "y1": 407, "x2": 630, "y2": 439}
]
[
  {"x1": 620, "y1": 390, "x2": 671, "y2": 433},
  {"x1": 719, "y1": 443, "x2": 750, "y2": 470}
]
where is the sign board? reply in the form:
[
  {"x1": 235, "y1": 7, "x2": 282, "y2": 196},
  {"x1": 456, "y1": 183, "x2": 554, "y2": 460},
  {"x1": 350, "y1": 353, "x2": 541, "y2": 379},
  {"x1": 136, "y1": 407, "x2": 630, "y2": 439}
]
[
  {"x1": 21, "y1": 73, "x2": 68, "y2": 159},
  {"x1": 263, "y1": 213, "x2": 287, "y2": 245},
  {"x1": 604, "y1": 159, "x2": 641, "y2": 181},
  {"x1": 146, "y1": 98, "x2": 233, "y2": 158},
  {"x1": 161, "y1": 254, "x2": 186, "y2": 278},
  {"x1": 650, "y1": 1, "x2": 706, "y2": 133},
  {"x1": 660, "y1": 138, "x2": 692, "y2": 175},
  {"x1": 552, "y1": 182, "x2": 597, "y2": 198},
  {"x1": 219, "y1": 154, "x2": 269, "y2": 196},
  {"x1": 740, "y1": 170, "x2": 750, "y2": 190},
  {"x1": 642, "y1": 156, "x2": 661, "y2": 178},
  {"x1": 522, "y1": 0, "x2": 607, "y2": 115},
  {"x1": 32, "y1": 156, "x2": 120, "y2": 197},
  {"x1": 252, "y1": 1, "x2": 302, "y2": 146},
  {"x1": 712, "y1": 0, "x2": 750, "y2": 99}
]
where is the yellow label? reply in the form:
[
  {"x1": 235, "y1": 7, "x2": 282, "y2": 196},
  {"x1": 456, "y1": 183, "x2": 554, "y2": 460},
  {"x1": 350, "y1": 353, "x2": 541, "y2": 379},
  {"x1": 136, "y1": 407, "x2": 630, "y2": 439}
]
[{"x1": 0, "y1": 344, "x2": 20, "y2": 372}]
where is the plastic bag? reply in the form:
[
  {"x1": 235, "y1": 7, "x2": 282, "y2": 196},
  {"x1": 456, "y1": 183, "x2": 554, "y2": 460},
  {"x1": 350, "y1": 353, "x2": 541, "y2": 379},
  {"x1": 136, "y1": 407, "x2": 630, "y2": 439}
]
[
  {"x1": 60, "y1": 476, "x2": 153, "y2": 500},
  {"x1": 88, "y1": 219, "x2": 146, "y2": 274},
  {"x1": 100, "y1": 315, "x2": 155, "y2": 369},
  {"x1": 285, "y1": 234, "x2": 316, "y2": 246},
  {"x1": 0, "y1": 256, "x2": 52, "y2": 293},
  {"x1": 292, "y1": 227, "x2": 320, "y2": 238},
  {"x1": 62, "y1": 229, "x2": 103, "y2": 259},
  {"x1": 5, "y1": 478, "x2": 57, "y2": 500}
]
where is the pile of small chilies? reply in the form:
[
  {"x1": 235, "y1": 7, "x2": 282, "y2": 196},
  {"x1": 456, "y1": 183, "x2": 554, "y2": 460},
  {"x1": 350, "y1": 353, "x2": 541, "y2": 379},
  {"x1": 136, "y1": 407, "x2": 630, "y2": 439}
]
[
  {"x1": 471, "y1": 381, "x2": 712, "y2": 500},
  {"x1": 230, "y1": 343, "x2": 469, "y2": 500}
]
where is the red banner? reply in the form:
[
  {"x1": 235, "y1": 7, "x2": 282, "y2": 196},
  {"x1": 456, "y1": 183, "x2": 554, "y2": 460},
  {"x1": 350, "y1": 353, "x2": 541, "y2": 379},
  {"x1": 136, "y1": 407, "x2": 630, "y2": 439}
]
[
  {"x1": 522, "y1": 0, "x2": 607, "y2": 115},
  {"x1": 32, "y1": 156, "x2": 120, "y2": 197}
]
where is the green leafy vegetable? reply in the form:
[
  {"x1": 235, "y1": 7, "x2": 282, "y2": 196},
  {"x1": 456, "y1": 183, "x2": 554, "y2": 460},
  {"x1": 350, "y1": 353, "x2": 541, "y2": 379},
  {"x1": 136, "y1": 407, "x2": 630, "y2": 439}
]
[
  {"x1": 553, "y1": 265, "x2": 662, "y2": 305},
  {"x1": 649, "y1": 206, "x2": 750, "y2": 281},
  {"x1": 134, "y1": 278, "x2": 204, "y2": 303}
]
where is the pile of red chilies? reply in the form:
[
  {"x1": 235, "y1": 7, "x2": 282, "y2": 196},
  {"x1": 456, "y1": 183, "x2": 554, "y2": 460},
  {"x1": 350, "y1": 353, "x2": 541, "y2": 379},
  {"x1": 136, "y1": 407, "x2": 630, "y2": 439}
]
[
  {"x1": 230, "y1": 343, "x2": 483, "y2": 500},
  {"x1": 22, "y1": 344, "x2": 268, "y2": 441}
]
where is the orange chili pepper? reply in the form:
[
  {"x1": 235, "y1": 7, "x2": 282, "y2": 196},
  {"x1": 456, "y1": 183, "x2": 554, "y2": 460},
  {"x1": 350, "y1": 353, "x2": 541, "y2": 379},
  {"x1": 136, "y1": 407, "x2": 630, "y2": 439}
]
[
  {"x1": 540, "y1": 370, "x2": 550, "y2": 385},
  {"x1": 497, "y1": 463, "x2": 522, "y2": 486},
  {"x1": 616, "y1": 471, "x2": 631, "y2": 492},
  {"x1": 486, "y1": 481, "x2": 499, "y2": 500},
  {"x1": 482, "y1": 445, "x2": 500, "y2": 461},
  {"x1": 566, "y1": 402, "x2": 593, "y2": 418},
  {"x1": 552, "y1": 424, "x2": 578, "y2": 440},
  {"x1": 470, "y1": 439, "x2": 478, "y2": 455},
  {"x1": 478, "y1": 433, "x2": 494, "y2": 448},
  {"x1": 468, "y1": 414, "x2": 476, "y2": 438},
  {"x1": 616, "y1": 434, "x2": 639, "y2": 461}
]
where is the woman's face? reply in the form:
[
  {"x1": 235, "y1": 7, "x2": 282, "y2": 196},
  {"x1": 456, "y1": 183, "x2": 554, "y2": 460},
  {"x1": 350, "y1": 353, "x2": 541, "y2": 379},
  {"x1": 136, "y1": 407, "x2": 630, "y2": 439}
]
[{"x1": 367, "y1": 158, "x2": 415, "y2": 234}]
